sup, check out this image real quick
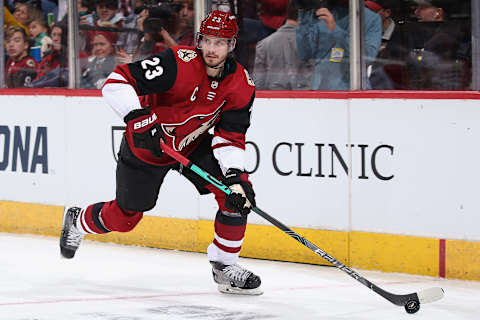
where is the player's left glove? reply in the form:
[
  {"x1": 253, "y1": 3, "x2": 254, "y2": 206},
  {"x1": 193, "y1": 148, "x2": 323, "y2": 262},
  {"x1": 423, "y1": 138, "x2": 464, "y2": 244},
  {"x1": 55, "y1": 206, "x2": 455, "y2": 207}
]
[{"x1": 223, "y1": 168, "x2": 256, "y2": 215}]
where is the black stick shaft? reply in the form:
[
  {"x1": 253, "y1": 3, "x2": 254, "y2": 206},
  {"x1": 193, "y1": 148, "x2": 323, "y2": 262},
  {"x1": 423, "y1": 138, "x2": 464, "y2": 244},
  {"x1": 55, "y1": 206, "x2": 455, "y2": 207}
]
[{"x1": 251, "y1": 206, "x2": 416, "y2": 306}]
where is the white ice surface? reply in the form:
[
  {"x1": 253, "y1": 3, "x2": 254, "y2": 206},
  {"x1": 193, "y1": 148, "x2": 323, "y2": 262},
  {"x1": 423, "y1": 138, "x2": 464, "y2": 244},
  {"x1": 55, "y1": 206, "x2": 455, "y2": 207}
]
[{"x1": 0, "y1": 232, "x2": 478, "y2": 320}]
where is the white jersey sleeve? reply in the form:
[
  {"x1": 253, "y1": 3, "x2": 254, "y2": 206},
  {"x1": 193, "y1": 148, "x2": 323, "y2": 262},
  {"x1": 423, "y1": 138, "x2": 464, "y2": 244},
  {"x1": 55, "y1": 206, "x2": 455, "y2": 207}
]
[
  {"x1": 212, "y1": 136, "x2": 245, "y2": 175},
  {"x1": 102, "y1": 73, "x2": 142, "y2": 119}
]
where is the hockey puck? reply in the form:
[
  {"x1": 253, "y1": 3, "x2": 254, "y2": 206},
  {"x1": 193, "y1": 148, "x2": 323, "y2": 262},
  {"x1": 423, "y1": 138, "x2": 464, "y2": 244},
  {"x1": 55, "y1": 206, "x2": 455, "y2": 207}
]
[{"x1": 404, "y1": 299, "x2": 420, "y2": 314}]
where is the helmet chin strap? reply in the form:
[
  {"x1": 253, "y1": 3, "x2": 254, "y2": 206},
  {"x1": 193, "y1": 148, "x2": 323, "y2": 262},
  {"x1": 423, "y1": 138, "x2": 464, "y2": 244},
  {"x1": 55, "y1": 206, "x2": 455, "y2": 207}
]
[
  {"x1": 210, "y1": 59, "x2": 226, "y2": 69},
  {"x1": 204, "y1": 55, "x2": 227, "y2": 78}
]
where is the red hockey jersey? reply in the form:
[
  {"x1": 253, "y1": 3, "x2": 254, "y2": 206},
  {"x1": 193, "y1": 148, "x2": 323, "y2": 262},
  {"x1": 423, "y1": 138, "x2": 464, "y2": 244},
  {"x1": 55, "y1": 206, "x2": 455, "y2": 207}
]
[
  {"x1": 36, "y1": 50, "x2": 63, "y2": 79},
  {"x1": 103, "y1": 46, "x2": 255, "y2": 166},
  {"x1": 5, "y1": 56, "x2": 38, "y2": 88}
]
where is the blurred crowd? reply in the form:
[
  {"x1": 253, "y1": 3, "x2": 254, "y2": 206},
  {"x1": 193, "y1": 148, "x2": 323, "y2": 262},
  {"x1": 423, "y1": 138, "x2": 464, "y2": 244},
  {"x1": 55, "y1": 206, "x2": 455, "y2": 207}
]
[
  {"x1": 2, "y1": 0, "x2": 473, "y2": 90},
  {"x1": 4, "y1": 0, "x2": 196, "y2": 88}
]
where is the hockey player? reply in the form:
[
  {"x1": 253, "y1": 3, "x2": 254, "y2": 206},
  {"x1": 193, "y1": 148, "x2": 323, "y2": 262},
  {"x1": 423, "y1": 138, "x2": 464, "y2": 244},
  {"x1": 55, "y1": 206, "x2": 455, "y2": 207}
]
[{"x1": 60, "y1": 10, "x2": 262, "y2": 295}]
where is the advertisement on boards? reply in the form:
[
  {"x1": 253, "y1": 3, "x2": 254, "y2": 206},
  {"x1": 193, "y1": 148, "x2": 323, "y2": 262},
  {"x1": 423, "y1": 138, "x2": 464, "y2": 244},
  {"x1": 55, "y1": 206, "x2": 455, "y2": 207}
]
[
  {"x1": 0, "y1": 95, "x2": 65, "y2": 205},
  {"x1": 2, "y1": 94, "x2": 480, "y2": 240}
]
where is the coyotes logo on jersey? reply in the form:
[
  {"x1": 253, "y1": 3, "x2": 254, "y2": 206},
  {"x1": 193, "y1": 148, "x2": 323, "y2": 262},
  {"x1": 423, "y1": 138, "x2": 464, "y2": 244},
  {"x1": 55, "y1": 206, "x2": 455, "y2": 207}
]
[
  {"x1": 161, "y1": 102, "x2": 224, "y2": 151},
  {"x1": 177, "y1": 49, "x2": 197, "y2": 62}
]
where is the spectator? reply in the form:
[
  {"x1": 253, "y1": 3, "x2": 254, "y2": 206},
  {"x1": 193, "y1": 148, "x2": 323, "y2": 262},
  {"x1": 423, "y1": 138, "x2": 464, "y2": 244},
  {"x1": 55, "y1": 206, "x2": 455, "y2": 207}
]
[
  {"x1": 81, "y1": 31, "x2": 118, "y2": 89},
  {"x1": 28, "y1": 17, "x2": 53, "y2": 60},
  {"x1": 132, "y1": 7, "x2": 171, "y2": 60},
  {"x1": 78, "y1": 0, "x2": 95, "y2": 26},
  {"x1": 85, "y1": 0, "x2": 124, "y2": 54},
  {"x1": 366, "y1": 0, "x2": 405, "y2": 89},
  {"x1": 253, "y1": 0, "x2": 312, "y2": 90},
  {"x1": 10, "y1": 0, "x2": 58, "y2": 22},
  {"x1": 5, "y1": 26, "x2": 39, "y2": 88},
  {"x1": 4, "y1": 5, "x2": 29, "y2": 35},
  {"x1": 365, "y1": 0, "x2": 397, "y2": 41},
  {"x1": 212, "y1": 0, "x2": 232, "y2": 12},
  {"x1": 260, "y1": 0, "x2": 289, "y2": 31},
  {"x1": 170, "y1": 0, "x2": 195, "y2": 46},
  {"x1": 116, "y1": 4, "x2": 184, "y2": 64},
  {"x1": 116, "y1": 7, "x2": 149, "y2": 64},
  {"x1": 235, "y1": 0, "x2": 288, "y2": 69},
  {"x1": 31, "y1": 23, "x2": 69, "y2": 87},
  {"x1": 403, "y1": 0, "x2": 470, "y2": 90},
  {"x1": 116, "y1": 0, "x2": 145, "y2": 56},
  {"x1": 414, "y1": 0, "x2": 445, "y2": 22},
  {"x1": 135, "y1": 0, "x2": 195, "y2": 50},
  {"x1": 296, "y1": 0, "x2": 382, "y2": 90},
  {"x1": 71, "y1": 0, "x2": 95, "y2": 55},
  {"x1": 12, "y1": 2, "x2": 42, "y2": 27},
  {"x1": 93, "y1": 0, "x2": 124, "y2": 27},
  {"x1": 118, "y1": 0, "x2": 133, "y2": 17},
  {"x1": 240, "y1": 0, "x2": 288, "y2": 44},
  {"x1": 12, "y1": 1, "x2": 29, "y2": 24}
]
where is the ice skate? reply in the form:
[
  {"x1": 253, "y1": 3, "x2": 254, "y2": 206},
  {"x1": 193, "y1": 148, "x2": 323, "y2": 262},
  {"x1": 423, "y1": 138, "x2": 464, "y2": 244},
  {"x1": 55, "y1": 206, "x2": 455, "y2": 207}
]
[
  {"x1": 210, "y1": 261, "x2": 263, "y2": 295},
  {"x1": 60, "y1": 207, "x2": 84, "y2": 259}
]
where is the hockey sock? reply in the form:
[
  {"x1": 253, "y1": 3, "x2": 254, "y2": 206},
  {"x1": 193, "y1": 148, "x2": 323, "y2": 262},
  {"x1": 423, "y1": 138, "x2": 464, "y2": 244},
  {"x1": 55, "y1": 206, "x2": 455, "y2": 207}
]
[{"x1": 75, "y1": 203, "x2": 110, "y2": 234}]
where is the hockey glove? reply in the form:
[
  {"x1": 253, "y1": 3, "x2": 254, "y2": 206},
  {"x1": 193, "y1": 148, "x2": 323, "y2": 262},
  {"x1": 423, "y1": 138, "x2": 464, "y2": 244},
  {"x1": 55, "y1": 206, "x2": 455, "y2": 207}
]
[
  {"x1": 124, "y1": 108, "x2": 163, "y2": 157},
  {"x1": 223, "y1": 168, "x2": 256, "y2": 215}
]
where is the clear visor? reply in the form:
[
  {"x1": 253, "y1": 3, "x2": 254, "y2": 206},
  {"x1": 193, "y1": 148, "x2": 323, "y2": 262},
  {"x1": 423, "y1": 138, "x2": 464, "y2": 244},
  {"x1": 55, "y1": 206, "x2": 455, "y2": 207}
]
[{"x1": 195, "y1": 33, "x2": 236, "y2": 52}]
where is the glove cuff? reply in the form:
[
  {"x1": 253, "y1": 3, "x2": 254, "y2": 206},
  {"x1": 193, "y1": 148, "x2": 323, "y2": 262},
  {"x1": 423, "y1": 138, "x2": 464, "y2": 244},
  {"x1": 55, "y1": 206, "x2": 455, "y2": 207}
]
[
  {"x1": 124, "y1": 108, "x2": 151, "y2": 124},
  {"x1": 225, "y1": 168, "x2": 243, "y2": 177},
  {"x1": 224, "y1": 168, "x2": 251, "y2": 185}
]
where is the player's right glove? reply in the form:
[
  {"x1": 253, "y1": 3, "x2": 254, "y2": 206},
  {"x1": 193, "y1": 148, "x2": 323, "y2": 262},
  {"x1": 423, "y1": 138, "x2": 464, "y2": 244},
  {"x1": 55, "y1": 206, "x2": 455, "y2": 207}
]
[
  {"x1": 223, "y1": 168, "x2": 256, "y2": 216},
  {"x1": 124, "y1": 108, "x2": 163, "y2": 157}
]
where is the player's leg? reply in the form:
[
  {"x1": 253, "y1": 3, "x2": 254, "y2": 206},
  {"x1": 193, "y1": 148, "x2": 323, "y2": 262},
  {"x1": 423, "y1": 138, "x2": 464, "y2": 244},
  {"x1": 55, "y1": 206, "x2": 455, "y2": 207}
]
[
  {"x1": 60, "y1": 137, "x2": 171, "y2": 258},
  {"x1": 180, "y1": 136, "x2": 262, "y2": 295},
  {"x1": 207, "y1": 193, "x2": 262, "y2": 295}
]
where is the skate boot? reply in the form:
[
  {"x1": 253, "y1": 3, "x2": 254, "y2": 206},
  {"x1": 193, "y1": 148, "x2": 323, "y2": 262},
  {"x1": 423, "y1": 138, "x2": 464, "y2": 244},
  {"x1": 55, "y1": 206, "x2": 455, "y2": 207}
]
[
  {"x1": 210, "y1": 261, "x2": 263, "y2": 295},
  {"x1": 60, "y1": 207, "x2": 84, "y2": 259}
]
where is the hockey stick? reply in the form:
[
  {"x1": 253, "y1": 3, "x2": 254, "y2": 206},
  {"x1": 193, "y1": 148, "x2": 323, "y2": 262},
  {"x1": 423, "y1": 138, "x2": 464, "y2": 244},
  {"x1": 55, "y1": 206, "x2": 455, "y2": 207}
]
[{"x1": 160, "y1": 140, "x2": 444, "y2": 314}]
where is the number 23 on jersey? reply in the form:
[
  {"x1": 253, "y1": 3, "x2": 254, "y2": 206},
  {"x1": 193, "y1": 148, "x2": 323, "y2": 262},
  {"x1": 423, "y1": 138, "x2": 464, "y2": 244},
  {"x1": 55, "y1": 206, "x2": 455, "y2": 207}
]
[{"x1": 141, "y1": 57, "x2": 164, "y2": 80}]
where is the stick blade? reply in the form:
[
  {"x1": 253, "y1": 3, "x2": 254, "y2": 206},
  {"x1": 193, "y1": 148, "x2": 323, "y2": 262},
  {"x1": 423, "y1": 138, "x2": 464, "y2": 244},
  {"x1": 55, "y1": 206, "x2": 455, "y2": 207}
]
[{"x1": 417, "y1": 287, "x2": 444, "y2": 304}]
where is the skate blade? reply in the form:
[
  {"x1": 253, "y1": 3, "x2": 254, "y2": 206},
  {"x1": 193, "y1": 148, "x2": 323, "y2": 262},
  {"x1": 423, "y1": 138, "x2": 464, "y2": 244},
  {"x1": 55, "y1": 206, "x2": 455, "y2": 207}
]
[
  {"x1": 217, "y1": 284, "x2": 263, "y2": 296},
  {"x1": 60, "y1": 247, "x2": 75, "y2": 259}
]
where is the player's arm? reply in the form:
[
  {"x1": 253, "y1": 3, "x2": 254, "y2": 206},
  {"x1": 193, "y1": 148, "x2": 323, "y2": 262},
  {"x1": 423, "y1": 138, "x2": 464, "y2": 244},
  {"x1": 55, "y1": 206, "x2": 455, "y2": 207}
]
[
  {"x1": 213, "y1": 91, "x2": 256, "y2": 215},
  {"x1": 212, "y1": 92, "x2": 254, "y2": 174},
  {"x1": 102, "y1": 49, "x2": 177, "y2": 158},
  {"x1": 102, "y1": 48, "x2": 177, "y2": 119}
]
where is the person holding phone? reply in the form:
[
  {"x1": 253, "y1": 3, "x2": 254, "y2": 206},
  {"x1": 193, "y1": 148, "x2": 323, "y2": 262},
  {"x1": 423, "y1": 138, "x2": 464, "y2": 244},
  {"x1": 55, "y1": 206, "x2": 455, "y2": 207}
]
[{"x1": 295, "y1": 0, "x2": 382, "y2": 90}]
